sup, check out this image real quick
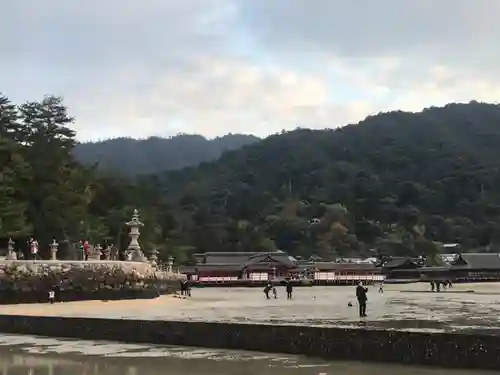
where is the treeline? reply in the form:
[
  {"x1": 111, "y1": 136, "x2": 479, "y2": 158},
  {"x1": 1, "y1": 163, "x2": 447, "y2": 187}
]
[
  {"x1": 4, "y1": 94, "x2": 500, "y2": 265},
  {"x1": 142, "y1": 101, "x2": 500, "y2": 263},
  {"x1": 0, "y1": 94, "x2": 177, "y2": 261},
  {"x1": 73, "y1": 134, "x2": 260, "y2": 176}
]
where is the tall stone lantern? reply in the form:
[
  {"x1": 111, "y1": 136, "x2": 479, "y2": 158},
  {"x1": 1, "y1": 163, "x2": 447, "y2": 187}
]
[
  {"x1": 126, "y1": 209, "x2": 147, "y2": 262},
  {"x1": 50, "y1": 238, "x2": 59, "y2": 260}
]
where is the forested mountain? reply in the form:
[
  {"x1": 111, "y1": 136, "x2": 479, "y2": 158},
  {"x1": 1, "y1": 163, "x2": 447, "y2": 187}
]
[
  {"x1": 74, "y1": 134, "x2": 260, "y2": 176},
  {"x1": 3, "y1": 93, "x2": 500, "y2": 265},
  {"x1": 143, "y1": 101, "x2": 500, "y2": 262}
]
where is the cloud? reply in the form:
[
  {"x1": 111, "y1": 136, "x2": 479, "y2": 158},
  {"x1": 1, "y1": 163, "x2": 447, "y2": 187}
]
[
  {"x1": 239, "y1": 1, "x2": 500, "y2": 109},
  {"x1": 1, "y1": 1, "x2": 500, "y2": 141},
  {"x1": 239, "y1": 1, "x2": 500, "y2": 61}
]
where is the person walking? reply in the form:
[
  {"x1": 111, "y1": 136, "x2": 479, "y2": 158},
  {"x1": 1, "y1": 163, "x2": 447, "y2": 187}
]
[
  {"x1": 356, "y1": 282, "x2": 368, "y2": 317},
  {"x1": 263, "y1": 283, "x2": 272, "y2": 299}
]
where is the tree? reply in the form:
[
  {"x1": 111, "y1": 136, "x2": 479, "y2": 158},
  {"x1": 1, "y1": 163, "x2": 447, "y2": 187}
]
[
  {"x1": 0, "y1": 137, "x2": 31, "y2": 237},
  {"x1": 17, "y1": 96, "x2": 88, "y2": 245},
  {"x1": 5, "y1": 94, "x2": 500, "y2": 262}
]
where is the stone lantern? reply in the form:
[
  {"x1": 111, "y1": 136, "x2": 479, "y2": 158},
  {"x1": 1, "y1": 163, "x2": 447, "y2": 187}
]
[
  {"x1": 95, "y1": 244, "x2": 103, "y2": 260},
  {"x1": 50, "y1": 238, "x2": 59, "y2": 260},
  {"x1": 149, "y1": 247, "x2": 159, "y2": 267},
  {"x1": 166, "y1": 256, "x2": 174, "y2": 273},
  {"x1": 126, "y1": 209, "x2": 147, "y2": 262},
  {"x1": 7, "y1": 238, "x2": 15, "y2": 260}
]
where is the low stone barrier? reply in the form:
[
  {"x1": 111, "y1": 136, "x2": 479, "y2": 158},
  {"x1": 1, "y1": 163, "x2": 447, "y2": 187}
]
[
  {"x1": 0, "y1": 284, "x2": 175, "y2": 304},
  {"x1": 0, "y1": 260, "x2": 183, "y2": 304},
  {"x1": 0, "y1": 316, "x2": 498, "y2": 370}
]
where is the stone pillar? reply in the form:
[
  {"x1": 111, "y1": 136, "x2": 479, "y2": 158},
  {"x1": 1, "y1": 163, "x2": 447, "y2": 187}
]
[
  {"x1": 166, "y1": 256, "x2": 174, "y2": 273},
  {"x1": 50, "y1": 238, "x2": 59, "y2": 260},
  {"x1": 7, "y1": 238, "x2": 15, "y2": 260},
  {"x1": 126, "y1": 209, "x2": 146, "y2": 262}
]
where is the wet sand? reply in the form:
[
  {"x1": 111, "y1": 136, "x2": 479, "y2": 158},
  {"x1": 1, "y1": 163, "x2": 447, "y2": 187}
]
[
  {"x1": 0, "y1": 282, "x2": 498, "y2": 332},
  {"x1": 0, "y1": 334, "x2": 495, "y2": 375},
  {"x1": 1, "y1": 282, "x2": 499, "y2": 332}
]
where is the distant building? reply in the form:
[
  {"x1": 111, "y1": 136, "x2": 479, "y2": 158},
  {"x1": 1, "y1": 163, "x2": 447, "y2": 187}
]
[
  {"x1": 380, "y1": 253, "x2": 500, "y2": 282},
  {"x1": 179, "y1": 251, "x2": 383, "y2": 284}
]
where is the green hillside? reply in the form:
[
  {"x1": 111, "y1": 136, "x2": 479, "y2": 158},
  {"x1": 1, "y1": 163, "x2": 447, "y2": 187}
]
[
  {"x1": 3, "y1": 92, "x2": 500, "y2": 264},
  {"x1": 144, "y1": 101, "x2": 500, "y2": 261}
]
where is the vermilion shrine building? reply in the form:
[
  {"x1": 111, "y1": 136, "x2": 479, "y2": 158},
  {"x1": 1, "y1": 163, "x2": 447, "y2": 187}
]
[{"x1": 180, "y1": 251, "x2": 384, "y2": 284}]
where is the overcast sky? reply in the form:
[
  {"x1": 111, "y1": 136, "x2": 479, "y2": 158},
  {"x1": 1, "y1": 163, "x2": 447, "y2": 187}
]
[{"x1": 2, "y1": 1, "x2": 500, "y2": 141}]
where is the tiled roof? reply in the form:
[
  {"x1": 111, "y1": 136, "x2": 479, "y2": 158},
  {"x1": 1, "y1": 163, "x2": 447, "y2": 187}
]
[
  {"x1": 194, "y1": 251, "x2": 297, "y2": 267},
  {"x1": 244, "y1": 253, "x2": 297, "y2": 268},
  {"x1": 382, "y1": 258, "x2": 419, "y2": 268},
  {"x1": 294, "y1": 262, "x2": 377, "y2": 271},
  {"x1": 193, "y1": 252, "x2": 259, "y2": 265},
  {"x1": 452, "y1": 253, "x2": 500, "y2": 270}
]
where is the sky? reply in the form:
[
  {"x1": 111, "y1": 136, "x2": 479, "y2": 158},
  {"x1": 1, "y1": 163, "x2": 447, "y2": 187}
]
[{"x1": 2, "y1": 1, "x2": 500, "y2": 141}]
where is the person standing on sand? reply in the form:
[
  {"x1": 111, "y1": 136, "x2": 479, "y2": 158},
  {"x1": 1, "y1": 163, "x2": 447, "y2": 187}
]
[
  {"x1": 378, "y1": 282, "x2": 384, "y2": 294},
  {"x1": 285, "y1": 281, "x2": 293, "y2": 299},
  {"x1": 48, "y1": 289, "x2": 55, "y2": 304},
  {"x1": 263, "y1": 283, "x2": 272, "y2": 299},
  {"x1": 356, "y1": 282, "x2": 368, "y2": 317}
]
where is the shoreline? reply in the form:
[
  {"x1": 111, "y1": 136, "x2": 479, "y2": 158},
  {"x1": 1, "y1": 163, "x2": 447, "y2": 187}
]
[
  {"x1": 0, "y1": 284, "x2": 499, "y2": 369},
  {"x1": 0, "y1": 314, "x2": 498, "y2": 370}
]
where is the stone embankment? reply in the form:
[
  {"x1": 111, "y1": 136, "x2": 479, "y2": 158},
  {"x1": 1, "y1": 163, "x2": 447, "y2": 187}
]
[
  {"x1": 0, "y1": 315, "x2": 498, "y2": 370},
  {"x1": 0, "y1": 260, "x2": 184, "y2": 303}
]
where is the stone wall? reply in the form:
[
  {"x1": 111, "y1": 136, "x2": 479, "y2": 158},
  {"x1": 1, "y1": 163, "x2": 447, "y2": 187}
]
[
  {"x1": 0, "y1": 260, "x2": 183, "y2": 304},
  {"x1": 0, "y1": 316, "x2": 498, "y2": 370}
]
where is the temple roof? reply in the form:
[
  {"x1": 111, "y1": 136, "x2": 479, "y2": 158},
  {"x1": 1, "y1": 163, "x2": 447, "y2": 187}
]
[
  {"x1": 193, "y1": 251, "x2": 297, "y2": 267},
  {"x1": 452, "y1": 253, "x2": 500, "y2": 270}
]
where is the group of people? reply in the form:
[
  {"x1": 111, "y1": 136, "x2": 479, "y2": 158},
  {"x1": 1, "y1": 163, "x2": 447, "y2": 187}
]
[
  {"x1": 263, "y1": 281, "x2": 294, "y2": 300},
  {"x1": 180, "y1": 280, "x2": 192, "y2": 296},
  {"x1": 430, "y1": 280, "x2": 452, "y2": 292},
  {"x1": 11, "y1": 237, "x2": 40, "y2": 260},
  {"x1": 261, "y1": 280, "x2": 372, "y2": 318}
]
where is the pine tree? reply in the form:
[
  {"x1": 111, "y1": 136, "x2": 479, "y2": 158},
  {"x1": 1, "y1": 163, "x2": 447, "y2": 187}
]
[
  {"x1": 18, "y1": 96, "x2": 89, "y2": 244},
  {"x1": 0, "y1": 95, "x2": 31, "y2": 237}
]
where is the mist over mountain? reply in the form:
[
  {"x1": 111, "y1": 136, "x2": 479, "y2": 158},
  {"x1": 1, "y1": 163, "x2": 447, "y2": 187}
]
[{"x1": 74, "y1": 133, "x2": 260, "y2": 175}]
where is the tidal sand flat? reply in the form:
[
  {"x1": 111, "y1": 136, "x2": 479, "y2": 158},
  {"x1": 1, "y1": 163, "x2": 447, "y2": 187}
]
[{"x1": 1, "y1": 283, "x2": 500, "y2": 332}]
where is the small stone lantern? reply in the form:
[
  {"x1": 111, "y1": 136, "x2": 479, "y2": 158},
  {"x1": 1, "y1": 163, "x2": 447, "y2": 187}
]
[
  {"x1": 166, "y1": 256, "x2": 174, "y2": 273},
  {"x1": 7, "y1": 238, "x2": 15, "y2": 260},
  {"x1": 149, "y1": 247, "x2": 159, "y2": 267},
  {"x1": 50, "y1": 238, "x2": 59, "y2": 260},
  {"x1": 95, "y1": 244, "x2": 103, "y2": 260}
]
